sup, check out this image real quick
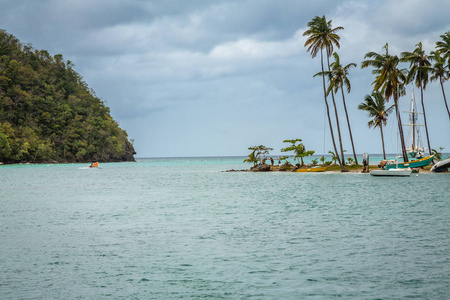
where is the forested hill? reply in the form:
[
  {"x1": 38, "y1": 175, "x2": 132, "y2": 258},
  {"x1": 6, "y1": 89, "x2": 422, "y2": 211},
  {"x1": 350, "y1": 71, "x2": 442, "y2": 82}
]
[{"x1": 0, "y1": 30, "x2": 136, "y2": 163}]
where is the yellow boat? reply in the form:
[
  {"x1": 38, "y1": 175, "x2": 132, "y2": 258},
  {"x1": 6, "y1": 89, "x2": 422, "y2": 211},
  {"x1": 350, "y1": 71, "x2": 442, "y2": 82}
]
[{"x1": 295, "y1": 166, "x2": 326, "y2": 172}]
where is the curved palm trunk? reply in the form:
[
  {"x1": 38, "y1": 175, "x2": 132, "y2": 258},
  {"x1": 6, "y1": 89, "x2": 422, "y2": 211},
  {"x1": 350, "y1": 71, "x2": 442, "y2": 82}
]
[
  {"x1": 420, "y1": 84, "x2": 432, "y2": 155},
  {"x1": 320, "y1": 50, "x2": 342, "y2": 168},
  {"x1": 393, "y1": 94, "x2": 409, "y2": 162},
  {"x1": 327, "y1": 58, "x2": 348, "y2": 172},
  {"x1": 379, "y1": 125, "x2": 386, "y2": 159},
  {"x1": 439, "y1": 77, "x2": 450, "y2": 122},
  {"x1": 340, "y1": 87, "x2": 358, "y2": 164}
]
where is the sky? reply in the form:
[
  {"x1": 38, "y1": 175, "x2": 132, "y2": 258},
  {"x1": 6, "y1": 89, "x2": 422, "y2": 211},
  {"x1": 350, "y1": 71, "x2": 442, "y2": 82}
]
[{"x1": 1, "y1": 0, "x2": 449, "y2": 158}]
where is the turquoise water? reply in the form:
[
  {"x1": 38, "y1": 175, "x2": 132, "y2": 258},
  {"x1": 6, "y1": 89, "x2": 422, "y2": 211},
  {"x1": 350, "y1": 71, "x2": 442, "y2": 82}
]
[{"x1": 1, "y1": 157, "x2": 449, "y2": 299}]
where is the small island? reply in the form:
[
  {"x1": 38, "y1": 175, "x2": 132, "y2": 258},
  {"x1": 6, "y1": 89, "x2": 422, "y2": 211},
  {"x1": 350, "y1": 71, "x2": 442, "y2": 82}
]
[{"x1": 227, "y1": 141, "x2": 446, "y2": 173}]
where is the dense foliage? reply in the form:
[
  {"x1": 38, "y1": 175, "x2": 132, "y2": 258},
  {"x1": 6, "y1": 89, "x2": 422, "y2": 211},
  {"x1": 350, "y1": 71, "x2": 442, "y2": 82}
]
[{"x1": 0, "y1": 30, "x2": 135, "y2": 163}]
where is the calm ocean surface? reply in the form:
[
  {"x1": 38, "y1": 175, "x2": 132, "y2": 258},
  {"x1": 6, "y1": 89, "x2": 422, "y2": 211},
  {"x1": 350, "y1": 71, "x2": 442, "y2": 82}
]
[{"x1": 1, "y1": 157, "x2": 449, "y2": 299}]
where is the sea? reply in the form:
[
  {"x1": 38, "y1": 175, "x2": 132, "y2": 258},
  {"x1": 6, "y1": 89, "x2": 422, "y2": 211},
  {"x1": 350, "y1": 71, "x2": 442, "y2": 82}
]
[{"x1": 1, "y1": 156, "x2": 449, "y2": 299}]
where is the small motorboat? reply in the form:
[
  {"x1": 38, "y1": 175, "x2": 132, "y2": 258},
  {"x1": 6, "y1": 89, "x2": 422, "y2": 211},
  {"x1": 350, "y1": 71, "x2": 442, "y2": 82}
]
[
  {"x1": 431, "y1": 157, "x2": 450, "y2": 172},
  {"x1": 370, "y1": 168, "x2": 412, "y2": 177}
]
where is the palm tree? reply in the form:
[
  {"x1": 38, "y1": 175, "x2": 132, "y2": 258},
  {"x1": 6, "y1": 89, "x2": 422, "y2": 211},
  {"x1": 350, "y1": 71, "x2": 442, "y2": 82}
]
[
  {"x1": 436, "y1": 31, "x2": 450, "y2": 66},
  {"x1": 400, "y1": 42, "x2": 432, "y2": 155},
  {"x1": 281, "y1": 139, "x2": 314, "y2": 166},
  {"x1": 328, "y1": 150, "x2": 338, "y2": 164},
  {"x1": 317, "y1": 52, "x2": 358, "y2": 164},
  {"x1": 243, "y1": 150, "x2": 258, "y2": 166},
  {"x1": 430, "y1": 51, "x2": 450, "y2": 121},
  {"x1": 361, "y1": 43, "x2": 409, "y2": 162},
  {"x1": 303, "y1": 15, "x2": 348, "y2": 171},
  {"x1": 358, "y1": 91, "x2": 395, "y2": 159}
]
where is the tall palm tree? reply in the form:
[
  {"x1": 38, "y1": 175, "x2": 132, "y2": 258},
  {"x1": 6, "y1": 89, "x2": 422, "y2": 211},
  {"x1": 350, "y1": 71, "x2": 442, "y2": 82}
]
[
  {"x1": 436, "y1": 31, "x2": 450, "y2": 66},
  {"x1": 303, "y1": 15, "x2": 348, "y2": 171},
  {"x1": 430, "y1": 51, "x2": 450, "y2": 121},
  {"x1": 326, "y1": 56, "x2": 348, "y2": 171},
  {"x1": 400, "y1": 42, "x2": 432, "y2": 155},
  {"x1": 361, "y1": 43, "x2": 409, "y2": 162},
  {"x1": 320, "y1": 52, "x2": 358, "y2": 164},
  {"x1": 358, "y1": 91, "x2": 395, "y2": 159}
]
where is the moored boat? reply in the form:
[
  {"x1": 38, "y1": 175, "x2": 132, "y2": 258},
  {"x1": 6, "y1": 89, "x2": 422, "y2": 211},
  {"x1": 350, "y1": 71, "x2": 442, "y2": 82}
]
[
  {"x1": 403, "y1": 89, "x2": 426, "y2": 159},
  {"x1": 295, "y1": 166, "x2": 326, "y2": 172},
  {"x1": 370, "y1": 168, "x2": 412, "y2": 177},
  {"x1": 431, "y1": 157, "x2": 450, "y2": 172},
  {"x1": 385, "y1": 155, "x2": 434, "y2": 170}
]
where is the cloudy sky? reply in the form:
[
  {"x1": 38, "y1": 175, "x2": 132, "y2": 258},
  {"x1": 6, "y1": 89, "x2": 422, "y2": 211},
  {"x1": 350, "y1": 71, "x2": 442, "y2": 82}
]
[{"x1": 1, "y1": 0, "x2": 449, "y2": 157}]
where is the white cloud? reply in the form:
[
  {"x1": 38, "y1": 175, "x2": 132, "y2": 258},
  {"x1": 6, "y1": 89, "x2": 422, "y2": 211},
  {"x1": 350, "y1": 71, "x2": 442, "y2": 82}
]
[{"x1": 209, "y1": 33, "x2": 302, "y2": 60}]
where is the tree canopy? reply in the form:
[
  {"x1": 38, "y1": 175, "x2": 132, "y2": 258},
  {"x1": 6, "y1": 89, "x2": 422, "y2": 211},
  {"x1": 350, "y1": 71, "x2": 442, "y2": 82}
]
[
  {"x1": 280, "y1": 139, "x2": 314, "y2": 166},
  {"x1": 0, "y1": 30, "x2": 135, "y2": 163}
]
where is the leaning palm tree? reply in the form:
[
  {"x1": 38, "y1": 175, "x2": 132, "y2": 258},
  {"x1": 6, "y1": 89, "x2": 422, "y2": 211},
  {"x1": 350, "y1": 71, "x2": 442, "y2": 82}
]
[
  {"x1": 400, "y1": 42, "x2": 432, "y2": 155},
  {"x1": 318, "y1": 52, "x2": 358, "y2": 164},
  {"x1": 361, "y1": 43, "x2": 409, "y2": 162},
  {"x1": 358, "y1": 91, "x2": 395, "y2": 159},
  {"x1": 303, "y1": 15, "x2": 348, "y2": 172},
  {"x1": 430, "y1": 51, "x2": 450, "y2": 121}
]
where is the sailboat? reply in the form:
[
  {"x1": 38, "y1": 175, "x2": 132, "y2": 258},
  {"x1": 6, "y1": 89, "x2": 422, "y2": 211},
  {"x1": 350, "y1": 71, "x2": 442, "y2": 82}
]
[
  {"x1": 384, "y1": 89, "x2": 434, "y2": 170},
  {"x1": 371, "y1": 109, "x2": 412, "y2": 177},
  {"x1": 405, "y1": 88, "x2": 425, "y2": 158}
]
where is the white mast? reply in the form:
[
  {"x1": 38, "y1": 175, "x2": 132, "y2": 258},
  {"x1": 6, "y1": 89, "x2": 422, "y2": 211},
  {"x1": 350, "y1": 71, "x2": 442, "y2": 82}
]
[{"x1": 403, "y1": 88, "x2": 425, "y2": 157}]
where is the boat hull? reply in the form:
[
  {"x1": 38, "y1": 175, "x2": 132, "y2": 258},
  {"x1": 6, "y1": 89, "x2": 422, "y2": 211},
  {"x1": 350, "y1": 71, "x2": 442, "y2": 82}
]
[
  {"x1": 431, "y1": 157, "x2": 450, "y2": 172},
  {"x1": 385, "y1": 155, "x2": 434, "y2": 170},
  {"x1": 370, "y1": 169, "x2": 412, "y2": 177},
  {"x1": 295, "y1": 166, "x2": 326, "y2": 172}
]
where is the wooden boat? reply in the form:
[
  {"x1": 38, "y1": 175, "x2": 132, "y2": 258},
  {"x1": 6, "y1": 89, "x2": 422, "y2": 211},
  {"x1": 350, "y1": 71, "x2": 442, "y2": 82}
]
[
  {"x1": 431, "y1": 157, "x2": 450, "y2": 172},
  {"x1": 295, "y1": 166, "x2": 326, "y2": 172},
  {"x1": 370, "y1": 168, "x2": 412, "y2": 177},
  {"x1": 385, "y1": 155, "x2": 434, "y2": 170}
]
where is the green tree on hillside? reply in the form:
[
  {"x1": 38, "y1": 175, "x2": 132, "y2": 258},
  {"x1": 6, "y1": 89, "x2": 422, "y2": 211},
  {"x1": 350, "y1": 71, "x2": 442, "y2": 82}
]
[{"x1": 0, "y1": 30, "x2": 135, "y2": 163}]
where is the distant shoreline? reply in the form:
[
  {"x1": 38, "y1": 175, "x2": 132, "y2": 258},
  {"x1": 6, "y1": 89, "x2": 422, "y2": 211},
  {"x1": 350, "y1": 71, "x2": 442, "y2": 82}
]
[{"x1": 226, "y1": 164, "x2": 449, "y2": 173}]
